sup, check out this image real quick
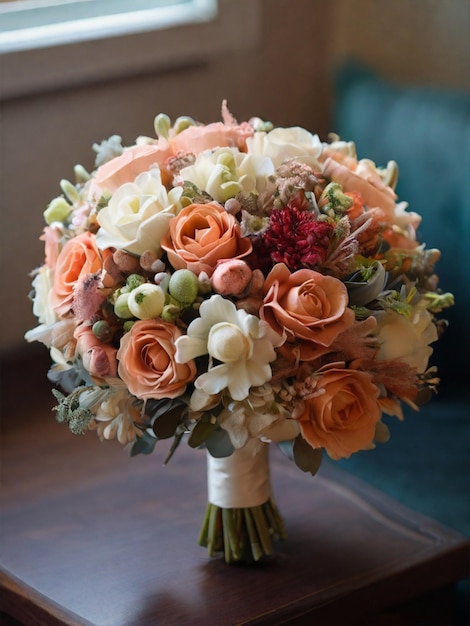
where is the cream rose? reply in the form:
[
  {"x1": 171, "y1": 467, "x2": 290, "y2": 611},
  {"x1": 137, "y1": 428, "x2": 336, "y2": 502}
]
[
  {"x1": 246, "y1": 126, "x2": 322, "y2": 168},
  {"x1": 96, "y1": 167, "x2": 183, "y2": 257},
  {"x1": 375, "y1": 303, "x2": 438, "y2": 373}
]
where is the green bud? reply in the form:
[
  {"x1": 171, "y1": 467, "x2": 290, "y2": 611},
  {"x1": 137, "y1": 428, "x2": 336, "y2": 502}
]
[
  {"x1": 320, "y1": 182, "x2": 353, "y2": 213},
  {"x1": 161, "y1": 304, "x2": 182, "y2": 322},
  {"x1": 197, "y1": 274, "x2": 212, "y2": 296},
  {"x1": 92, "y1": 320, "x2": 112, "y2": 342},
  {"x1": 60, "y1": 179, "x2": 81, "y2": 205},
  {"x1": 123, "y1": 320, "x2": 135, "y2": 332},
  {"x1": 114, "y1": 293, "x2": 134, "y2": 319},
  {"x1": 74, "y1": 164, "x2": 91, "y2": 184},
  {"x1": 423, "y1": 291, "x2": 455, "y2": 313},
  {"x1": 43, "y1": 196, "x2": 72, "y2": 224},
  {"x1": 168, "y1": 269, "x2": 199, "y2": 306},
  {"x1": 126, "y1": 273, "x2": 146, "y2": 291},
  {"x1": 173, "y1": 116, "x2": 196, "y2": 134},
  {"x1": 154, "y1": 113, "x2": 171, "y2": 140}
]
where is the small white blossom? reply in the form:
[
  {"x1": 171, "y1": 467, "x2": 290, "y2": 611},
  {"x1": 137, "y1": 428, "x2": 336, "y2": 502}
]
[
  {"x1": 175, "y1": 295, "x2": 284, "y2": 404},
  {"x1": 89, "y1": 389, "x2": 142, "y2": 444}
]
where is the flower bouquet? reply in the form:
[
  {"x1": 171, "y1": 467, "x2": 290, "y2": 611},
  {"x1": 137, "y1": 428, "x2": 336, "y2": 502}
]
[{"x1": 26, "y1": 101, "x2": 453, "y2": 564}]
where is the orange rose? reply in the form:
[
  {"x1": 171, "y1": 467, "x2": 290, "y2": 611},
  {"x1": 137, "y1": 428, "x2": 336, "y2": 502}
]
[
  {"x1": 261, "y1": 263, "x2": 355, "y2": 361},
  {"x1": 161, "y1": 202, "x2": 252, "y2": 276},
  {"x1": 297, "y1": 364, "x2": 381, "y2": 460},
  {"x1": 50, "y1": 231, "x2": 112, "y2": 318},
  {"x1": 74, "y1": 324, "x2": 118, "y2": 379},
  {"x1": 117, "y1": 320, "x2": 196, "y2": 400}
]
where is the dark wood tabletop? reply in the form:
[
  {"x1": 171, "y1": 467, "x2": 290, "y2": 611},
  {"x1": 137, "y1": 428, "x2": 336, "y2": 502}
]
[{"x1": 1, "y1": 348, "x2": 469, "y2": 625}]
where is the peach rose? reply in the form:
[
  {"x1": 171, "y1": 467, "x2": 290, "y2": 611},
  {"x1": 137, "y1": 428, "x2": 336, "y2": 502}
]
[
  {"x1": 322, "y1": 157, "x2": 396, "y2": 218},
  {"x1": 41, "y1": 225, "x2": 61, "y2": 269},
  {"x1": 161, "y1": 202, "x2": 252, "y2": 276},
  {"x1": 74, "y1": 324, "x2": 118, "y2": 379},
  {"x1": 261, "y1": 263, "x2": 355, "y2": 361},
  {"x1": 170, "y1": 120, "x2": 254, "y2": 155},
  {"x1": 296, "y1": 364, "x2": 381, "y2": 460},
  {"x1": 117, "y1": 319, "x2": 196, "y2": 400},
  {"x1": 89, "y1": 143, "x2": 174, "y2": 199},
  {"x1": 50, "y1": 231, "x2": 112, "y2": 318}
]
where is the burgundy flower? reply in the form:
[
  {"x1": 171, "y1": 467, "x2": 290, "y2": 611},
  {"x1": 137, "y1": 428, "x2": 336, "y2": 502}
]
[{"x1": 255, "y1": 204, "x2": 333, "y2": 273}]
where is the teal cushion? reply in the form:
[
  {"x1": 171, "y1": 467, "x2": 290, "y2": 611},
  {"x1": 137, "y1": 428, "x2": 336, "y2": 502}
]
[{"x1": 333, "y1": 62, "x2": 470, "y2": 393}]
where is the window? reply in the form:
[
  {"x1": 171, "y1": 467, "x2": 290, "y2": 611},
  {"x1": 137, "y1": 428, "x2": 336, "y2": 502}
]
[
  {"x1": 0, "y1": 0, "x2": 218, "y2": 52},
  {"x1": 0, "y1": 0, "x2": 259, "y2": 101}
]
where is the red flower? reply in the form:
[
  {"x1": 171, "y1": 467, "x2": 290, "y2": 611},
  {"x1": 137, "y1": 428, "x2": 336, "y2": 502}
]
[{"x1": 255, "y1": 202, "x2": 333, "y2": 273}]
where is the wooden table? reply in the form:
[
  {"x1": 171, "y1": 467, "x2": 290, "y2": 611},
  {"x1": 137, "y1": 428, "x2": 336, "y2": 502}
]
[{"x1": 1, "y1": 350, "x2": 469, "y2": 625}]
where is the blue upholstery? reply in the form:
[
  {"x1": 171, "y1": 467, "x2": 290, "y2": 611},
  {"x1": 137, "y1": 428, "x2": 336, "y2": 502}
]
[
  {"x1": 333, "y1": 62, "x2": 470, "y2": 396},
  {"x1": 331, "y1": 61, "x2": 470, "y2": 536},
  {"x1": 331, "y1": 65, "x2": 470, "y2": 618}
]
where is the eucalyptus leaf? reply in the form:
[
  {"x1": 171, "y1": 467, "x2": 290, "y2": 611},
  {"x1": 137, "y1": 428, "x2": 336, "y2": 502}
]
[
  {"x1": 187, "y1": 417, "x2": 218, "y2": 448},
  {"x1": 293, "y1": 436, "x2": 322, "y2": 475},
  {"x1": 128, "y1": 431, "x2": 157, "y2": 457},
  {"x1": 205, "y1": 429, "x2": 235, "y2": 458},
  {"x1": 152, "y1": 405, "x2": 186, "y2": 439},
  {"x1": 277, "y1": 439, "x2": 296, "y2": 462}
]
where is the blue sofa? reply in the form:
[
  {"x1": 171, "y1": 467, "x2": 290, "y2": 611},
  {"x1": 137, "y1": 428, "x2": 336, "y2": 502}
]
[{"x1": 330, "y1": 62, "x2": 470, "y2": 620}]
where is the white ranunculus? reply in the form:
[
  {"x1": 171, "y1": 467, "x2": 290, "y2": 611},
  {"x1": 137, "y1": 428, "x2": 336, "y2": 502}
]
[
  {"x1": 376, "y1": 303, "x2": 438, "y2": 373},
  {"x1": 175, "y1": 294, "x2": 284, "y2": 403},
  {"x1": 96, "y1": 167, "x2": 183, "y2": 257},
  {"x1": 180, "y1": 147, "x2": 274, "y2": 203},
  {"x1": 246, "y1": 126, "x2": 322, "y2": 168}
]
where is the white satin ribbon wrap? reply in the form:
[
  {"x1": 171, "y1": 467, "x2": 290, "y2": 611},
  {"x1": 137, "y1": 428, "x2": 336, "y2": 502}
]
[{"x1": 207, "y1": 439, "x2": 271, "y2": 508}]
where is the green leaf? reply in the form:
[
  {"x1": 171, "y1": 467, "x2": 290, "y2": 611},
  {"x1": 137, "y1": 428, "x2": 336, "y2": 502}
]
[
  {"x1": 152, "y1": 405, "x2": 185, "y2": 439},
  {"x1": 293, "y1": 436, "x2": 322, "y2": 475},
  {"x1": 205, "y1": 429, "x2": 234, "y2": 458},
  {"x1": 277, "y1": 439, "x2": 295, "y2": 461},
  {"x1": 128, "y1": 431, "x2": 157, "y2": 457},
  {"x1": 187, "y1": 417, "x2": 218, "y2": 448}
]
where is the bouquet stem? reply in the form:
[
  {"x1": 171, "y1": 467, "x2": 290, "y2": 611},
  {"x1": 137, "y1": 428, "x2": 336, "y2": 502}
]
[{"x1": 199, "y1": 440, "x2": 287, "y2": 563}]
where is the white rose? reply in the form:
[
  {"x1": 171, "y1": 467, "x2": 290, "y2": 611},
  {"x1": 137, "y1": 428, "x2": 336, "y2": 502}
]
[
  {"x1": 180, "y1": 147, "x2": 274, "y2": 203},
  {"x1": 246, "y1": 127, "x2": 322, "y2": 168},
  {"x1": 376, "y1": 303, "x2": 438, "y2": 373},
  {"x1": 96, "y1": 167, "x2": 182, "y2": 257}
]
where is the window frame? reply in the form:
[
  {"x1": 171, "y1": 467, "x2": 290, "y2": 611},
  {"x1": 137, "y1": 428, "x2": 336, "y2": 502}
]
[
  {"x1": 0, "y1": 0, "x2": 260, "y2": 101},
  {"x1": 0, "y1": 0, "x2": 218, "y2": 52}
]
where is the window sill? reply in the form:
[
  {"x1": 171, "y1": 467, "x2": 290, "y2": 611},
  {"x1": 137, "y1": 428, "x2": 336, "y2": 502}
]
[{"x1": 0, "y1": 0, "x2": 260, "y2": 101}]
